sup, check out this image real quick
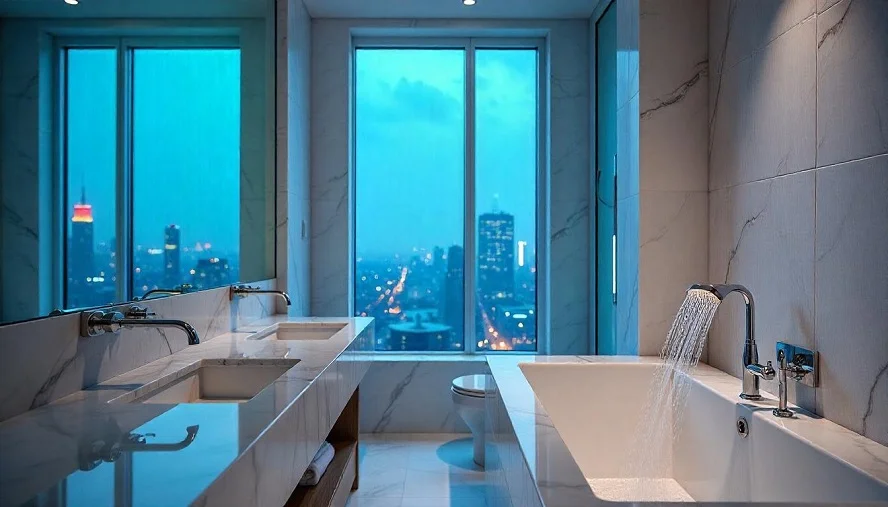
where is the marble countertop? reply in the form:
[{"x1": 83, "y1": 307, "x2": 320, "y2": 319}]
[
  {"x1": 487, "y1": 355, "x2": 888, "y2": 507},
  {"x1": 0, "y1": 316, "x2": 373, "y2": 507}
]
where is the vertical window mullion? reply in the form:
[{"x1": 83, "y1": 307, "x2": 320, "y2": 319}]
[
  {"x1": 116, "y1": 40, "x2": 134, "y2": 302},
  {"x1": 464, "y1": 40, "x2": 477, "y2": 355}
]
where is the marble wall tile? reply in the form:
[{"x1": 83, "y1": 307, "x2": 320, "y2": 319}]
[
  {"x1": 548, "y1": 20, "x2": 591, "y2": 355},
  {"x1": 709, "y1": 15, "x2": 817, "y2": 190},
  {"x1": 0, "y1": 19, "x2": 50, "y2": 323},
  {"x1": 818, "y1": 0, "x2": 843, "y2": 13},
  {"x1": 550, "y1": 195, "x2": 590, "y2": 355},
  {"x1": 359, "y1": 359, "x2": 489, "y2": 433},
  {"x1": 638, "y1": 191, "x2": 708, "y2": 356},
  {"x1": 709, "y1": 0, "x2": 815, "y2": 74},
  {"x1": 310, "y1": 19, "x2": 351, "y2": 318},
  {"x1": 276, "y1": 0, "x2": 312, "y2": 317},
  {"x1": 708, "y1": 172, "x2": 816, "y2": 411},
  {"x1": 816, "y1": 0, "x2": 888, "y2": 167},
  {"x1": 814, "y1": 155, "x2": 888, "y2": 446},
  {"x1": 639, "y1": 0, "x2": 708, "y2": 193}
]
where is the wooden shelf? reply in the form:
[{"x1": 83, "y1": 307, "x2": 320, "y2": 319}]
[
  {"x1": 286, "y1": 441, "x2": 357, "y2": 507},
  {"x1": 286, "y1": 389, "x2": 361, "y2": 507}
]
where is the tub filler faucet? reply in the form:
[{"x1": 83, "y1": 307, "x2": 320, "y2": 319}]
[{"x1": 689, "y1": 284, "x2": 775, "y2": 400}]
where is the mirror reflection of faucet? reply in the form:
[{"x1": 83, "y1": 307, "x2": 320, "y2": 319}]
[
  {"x1": 78, "y1": 419, "x2": 199, "y2": 471},
  {"x1": 133, "y1": 284, "x2": 193, "y2": 301}
]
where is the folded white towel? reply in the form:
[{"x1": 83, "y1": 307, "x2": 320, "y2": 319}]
[{"x1": 299, "y1": 441, "x2": 335, "y2": 486}]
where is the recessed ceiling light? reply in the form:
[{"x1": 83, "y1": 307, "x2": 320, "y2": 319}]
[
  {"x1": 463, "y1": 0, "x2": 476, "y2": 5},
  {"x1": 64, "y1": 0, "x2": 79, "y2": 5}
]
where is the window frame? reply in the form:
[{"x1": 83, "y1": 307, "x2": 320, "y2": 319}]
[
  {"x1": 54, "y1": 35, "x2": 240, "y2": 309},
  {"x1": 351, "y1": 37, "x2": 549, "y2": 354}
]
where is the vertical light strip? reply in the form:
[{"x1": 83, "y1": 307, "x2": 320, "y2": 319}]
[{"x1": 464, "y1": 39, "x2": 477, "y2": 354}]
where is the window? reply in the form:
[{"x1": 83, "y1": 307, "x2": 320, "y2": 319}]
[
  {"x1": 354, "y1": 40, "x2": 543, "y2": 353},
  {"x1": 61, "y1": 40, "x2": 241, "y2": 308},
  {"x1": 64, "y1": 48, "x2": 118, "y2": 309}
]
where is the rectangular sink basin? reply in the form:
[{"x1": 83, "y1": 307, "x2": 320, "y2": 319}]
[
  {"x1": 119, "y1": 359, "x2": 300, "y2": 404},
  {"x1": 251, "y1": 322, "x2": 346, "y2": 341}
]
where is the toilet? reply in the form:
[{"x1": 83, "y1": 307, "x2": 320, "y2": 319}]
[{"x1": 451, "y1": 374, "x2": 492, "y2": 467}]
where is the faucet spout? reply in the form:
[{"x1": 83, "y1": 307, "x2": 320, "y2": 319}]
[
  {"x1": 688, "y1": 283, "x2": 771, "y2": 400},
  {"x1": 119, "y1": 318, "x2": 200, "y2": 345},
  {"x1": 80, "y1": 305, "x2": 200, "y2": 345},
  {"x1": 229, "y1": 284, "x2": 291, "y2": 306}
]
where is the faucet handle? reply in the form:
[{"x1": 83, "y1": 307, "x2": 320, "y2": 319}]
[
  {"x1": 776, "y1": 342, "x2": 817, "y2": 387},
  {"x1": 745, "y1": 361, "x2": 776, "y2": 381}
]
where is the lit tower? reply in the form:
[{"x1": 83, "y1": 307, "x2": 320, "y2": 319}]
[
  {"x1": 164, "y1": 225, "x2": 181, "y2": 286},
  {"x1": 70, "y1": 187, "x2": 95, "y2": 289},
  {"x1": 477, "y1": 211, "x2": 515, "y2": 303}
]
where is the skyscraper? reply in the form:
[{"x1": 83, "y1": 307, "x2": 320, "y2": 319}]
[
  {"x1": 478, "y1": 212, "x2": 515, "y2": 303},
  {"x1": 441, "y1": 245, "x2": 464, "y2": 339},
  {"x1": 164, "y1": 225, "x2": 181, "y2": 286},
  {"x1": 69, "y1": 187, "x2": 95, "y2": 306}
]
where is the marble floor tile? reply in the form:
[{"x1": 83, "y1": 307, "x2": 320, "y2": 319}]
[{"x1": 349, "y1": 434, "x2": 489, "y2": 507}]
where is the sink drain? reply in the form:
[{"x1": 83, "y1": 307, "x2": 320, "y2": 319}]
[{"x1": 737, "y1": 417, "x2": 749, "y2": 438}]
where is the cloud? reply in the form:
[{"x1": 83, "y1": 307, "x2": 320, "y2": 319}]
[{"x1": 358, "y1": 77, "x2": 463, "y2": 126}]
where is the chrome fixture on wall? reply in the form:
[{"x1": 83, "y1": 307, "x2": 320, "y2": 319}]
[
  {"x1": 80, "y1": 304, "x2": 200, "y2": 345},
  {"x1": 229, "y1": 284, "x2": 291, "y2": 306},
  {"x1": 688, "y1": 284, "x2": 775, "y2": 400},
  {"x1": 772, "y1": 341, "x2": 817, "y2": 418}
]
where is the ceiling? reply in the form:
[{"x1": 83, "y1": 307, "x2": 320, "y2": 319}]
[
  {"x1": 0, "y1": 0, "x2": 268, "y2": 18},
  {"x1": 301, "y1": 0, "x2": 599, "y2": 19}
]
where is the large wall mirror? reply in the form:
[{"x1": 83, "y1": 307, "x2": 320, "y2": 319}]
[{"x1": 0, "y1": 0, "x2": 275, "y2": 325}]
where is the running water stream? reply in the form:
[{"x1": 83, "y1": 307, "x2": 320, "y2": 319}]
[{"x1": 623, "y1": 288, "x2": 722, "y2": 500}]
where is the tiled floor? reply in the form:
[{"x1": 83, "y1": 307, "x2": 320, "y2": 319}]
[{"x1": 346, "y1": 433, "x2": 489, "y2": 507}]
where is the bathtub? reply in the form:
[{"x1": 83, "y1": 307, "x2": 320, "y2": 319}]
[{"x1": 485, "y1": 356, "x2": 888, "y2": 506}]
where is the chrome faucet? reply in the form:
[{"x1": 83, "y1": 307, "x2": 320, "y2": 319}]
[
  {"x1": 80, "y1": 305, "x2": 200, "y2": 345},
  {"x1": 229, "y1": 284, "x2": 291, "y2": 306},
  {"x1": 689, "y1": 284, "x2": 775, "y2": 400},
  {"x1": 133, "y1": 284, "x2": 193, "y2": 301},
  {"x1": 772, "y1": 342, "x2": 817, "y2": 418}
]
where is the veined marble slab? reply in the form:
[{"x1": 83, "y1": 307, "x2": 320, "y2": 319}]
[
  {"x1": 0, "y1": 316, "x2": 373, "y2": 507},
  {"x1": 486, "y1": 356, "x2": 888, "y2": 507}
]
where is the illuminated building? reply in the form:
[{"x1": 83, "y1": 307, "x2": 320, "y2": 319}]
[
  {"x1": 478, "y1": 211, "x2": 515, "y2": 303},
  {"x1": 190, "y1": 257, "x2": 231, "y2": 289},
  {"x1": 389, "y1": 314, "x2": 453, "y2": 351},
  {"x1": 68, "y1": 187, "x2": 95, "y2": 305},
  {"x1": 164, "y1": 225, "x2": 181, "y2": 286},
  {"x1": 492, "y1": 304, "x2": 536, "y2": 351}
]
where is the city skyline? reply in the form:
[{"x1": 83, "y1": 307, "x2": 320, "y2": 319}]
[{"x1": 66, "y1": 189, "x2": 238, "y2": 308}]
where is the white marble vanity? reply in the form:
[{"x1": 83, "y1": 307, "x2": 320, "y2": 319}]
[{"x1": 0, "y1": 317, "x2": 373, "y2": 507}]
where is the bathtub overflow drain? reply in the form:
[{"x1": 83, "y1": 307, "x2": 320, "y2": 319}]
[{"x1": 737, "y1": 417, "x2": 749, "y2": 438}]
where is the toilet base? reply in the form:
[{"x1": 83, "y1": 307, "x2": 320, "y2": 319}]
[
  {"x1": 472, "y1": 432, "x2": 485, "y2": 467},
  {"x1": 453, "y1": 389, "x2": 486, "y2": 468}
]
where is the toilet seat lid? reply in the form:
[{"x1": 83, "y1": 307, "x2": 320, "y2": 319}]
[{"x1": 452, "y1": 374, "x2": 492, "y2": 398}]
